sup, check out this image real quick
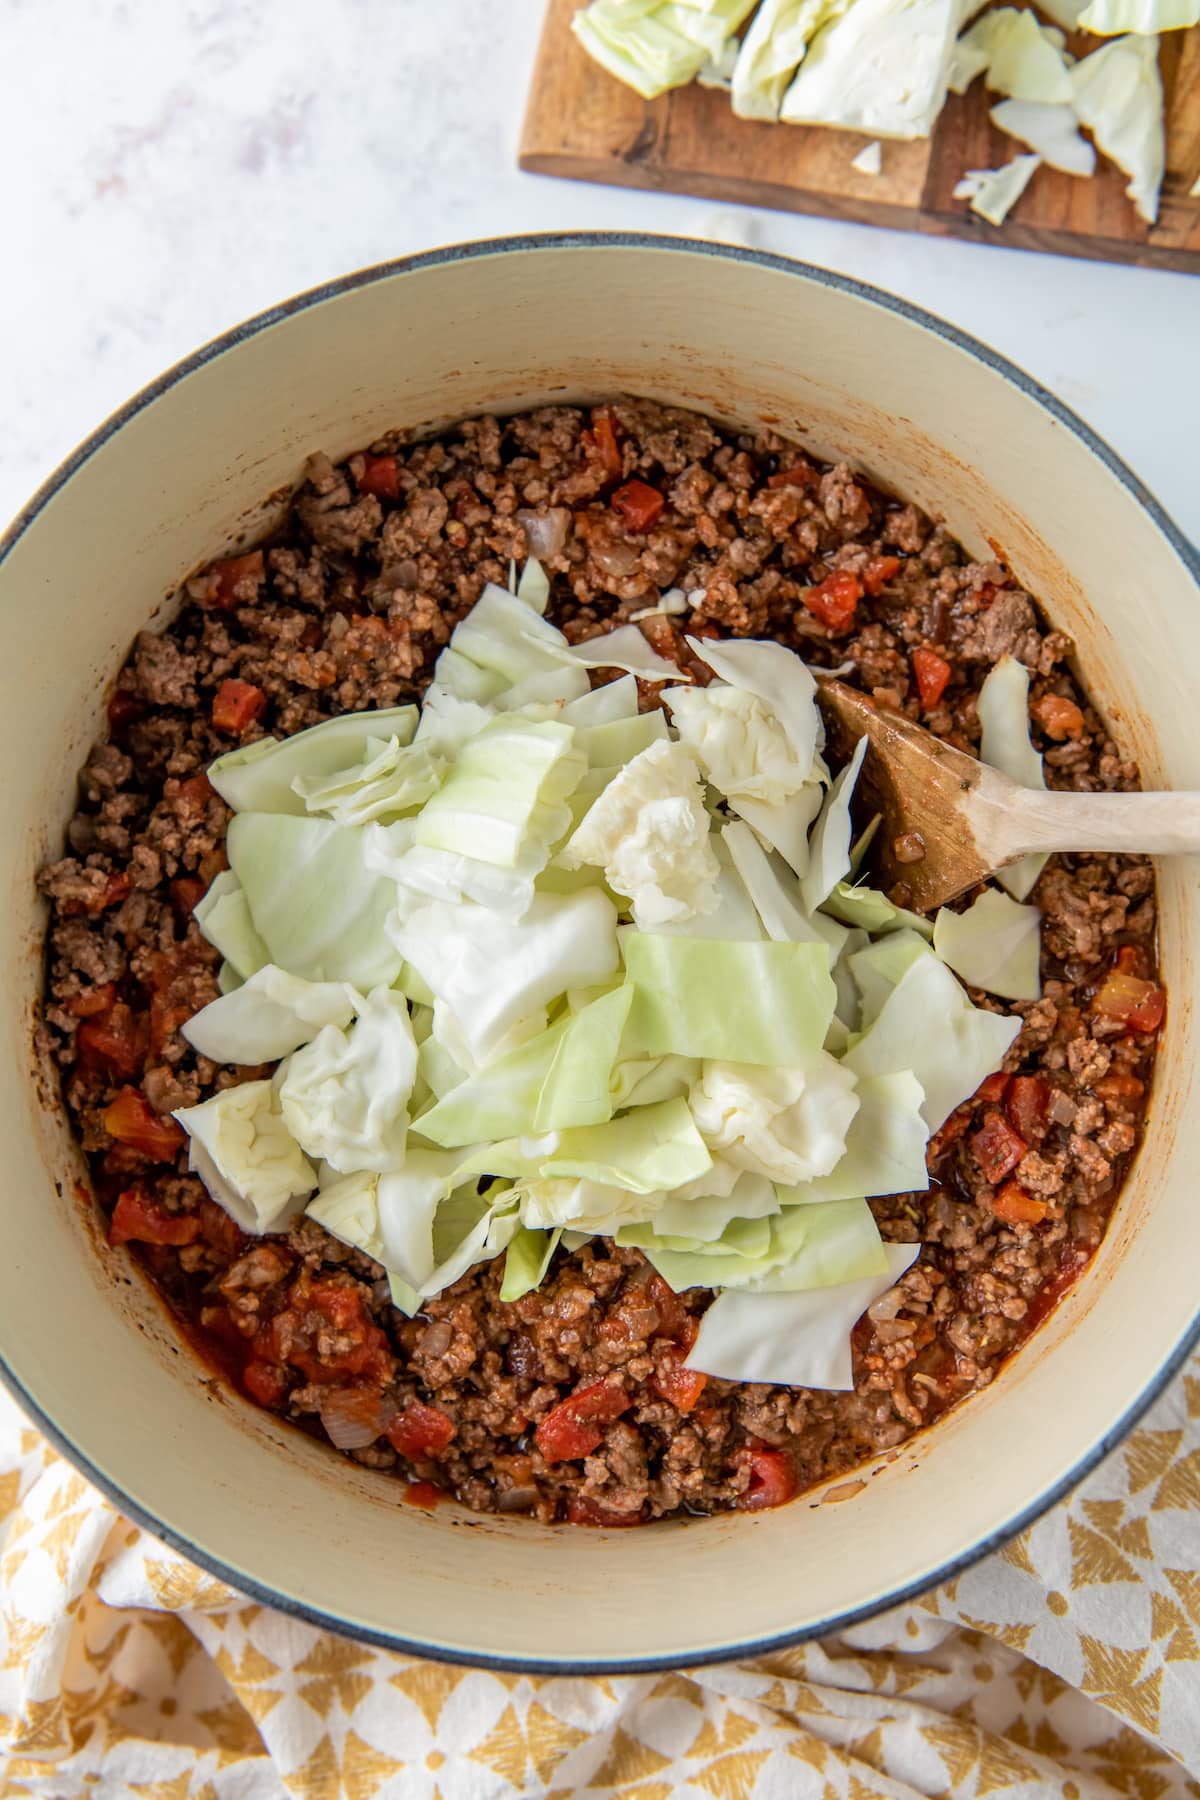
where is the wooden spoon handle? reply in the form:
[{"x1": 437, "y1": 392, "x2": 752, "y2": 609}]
[{"x1": 992, "y1": 787, "x2": 1200, "y2": 860}]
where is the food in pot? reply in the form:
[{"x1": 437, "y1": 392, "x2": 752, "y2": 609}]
[{"x1": 37, "y1": 398, "x2": 1162, "y2": 1525}]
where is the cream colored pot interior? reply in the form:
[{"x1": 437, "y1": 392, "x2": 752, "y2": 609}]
[{"x1": 2, "y1": 239, "x2": 1197, "y2": 1668}]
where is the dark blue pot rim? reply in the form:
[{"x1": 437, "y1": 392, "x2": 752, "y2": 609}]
[{"x1": 3, "y1": 231, "x2": 1198, "y2": 1677}]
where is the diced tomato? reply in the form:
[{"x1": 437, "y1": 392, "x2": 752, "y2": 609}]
[
  {"x1": 1005, "y1": 1074, "x2": 1050, "y2": 1144},
  {"x1": 403, "y1": 1481, "x2": 445, "y2": 1509},
  {"x1": 863, "y1": 555, "x2": 901, "y2": 597},
  {"x1": 992, "y1": 1182, "x2": 1048, "y2": 1228},
  {"x1": 170, "y1": 876, "x2": 207, "y2": 916},
  {"x1": 651, "y1": 1353, "x2": 707, "y2": 1413},
  {"x1": 242, "y1": 1360, "x2": 289, "y2": 1407},
  {"x1": 109, "y1": 1187, "x2": 200, "y2": 1247},
  {"x1": 611, "y1": 479, "x2": 665, "y2": 533},
  {"x1": 767, "y1": 463, "x2": 819, "y2": 490},
  {"x1": 176, "y1": 773, "x2": 214, "y2": 814},
  {"x1": 535, "y1": 1379, "x2": 632, "y2": 1464},
  {"x1": 645, "y1": 1272, "x2": 689, "y2": 1344},
  {"x1": 78, "y1": 1002, "x2": 145, "y2": 1081},
  {"x1": 103, "y1": 1088, "x2": 185, "y2": 1161},
  {"x1": 106, "y1": 689, "x2": 145, "y2": 735},
  {"x1": 386, "y1": 1401, "x2": 457, "y2": 1461},
  {"x1": 802, "y1": 570, "x2": 861, "y2": 634},
  {"x1": 212, "y1": 679, "x2": 266, "y2": 736},
  {"x1": 1094, "y1": 966, "x2": 1166, "y2": 1034},
  {"x1": 583, "y1": 407, "x2": 623, "y2": 483},
  {"x1": 566, "y1": 1495, "x2": 644, "y2": 1528},
  {"x1": 735, "y1": 1445, "x2": 798, "y2": 1512},
  {"x1": 357, "y1": 454, "x2": 402, "y2": 500},
  {"x1": 206, "y1": 551, "x2": 265, "y2": 611},
  {"x1": 197, "y1": 1197, "x2": 246, "y2": 1261},
  {"x1": 974, "y1": 1072, "x2": 1012, "y2": 1105},
  {"x1": 1092, "y1": 1071, "x2": 1145, "y2": 1106},
  {"x1": 911, "y1": 647, "x2": 952, "y2": 711},
  {"x1": 971, "y1": 1110, "x2": 1027, "y2": 1184},
  {"x1": 1031, "y1": 694, "x2": 1085, "y2": 741},
  {"x1": 67, "y1": 982, "x2": 117, "y2": 1020},
  {"x1": 255, "y1": 1278, "x2": 392, "y2": 1385}
]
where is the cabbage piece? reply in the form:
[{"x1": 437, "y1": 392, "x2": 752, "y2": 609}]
[
  {"x1": 227, "y1": 812, "x2": 403, "y2": 988},
  {"x1": 722, "y1": 820, "x2": 848, "y2": 959},
  {"x1": 649, "y1": 1170, "x2": 781, "y2": 1241},
  {"x1": 851, "y1": 139, "x2": 884, "y2": 174},
  {"x1": 517, "y1": 557, "x2": 550, "y2": 613},
  {"x1": 1078, "y1": 0, "x2": 1198, "y2": 30},
  {"x1": 182, "y1": 964, "x2": 359, "y2": 1064},
  {"x1": 433, "y1": 581, "x2": 579, "y2": 701},
  {"x1": 1071, "y1": 34, "x2": 1165, "y2": 224},
  {"x1": 561, "y1": 675, "x2": 640, "y2": 726},
  {"x1": 175, "y1": 1080, "x2": 315, "y2": 1233},
  {"x1": 571, "y1": 0, "x2": 727, "y2": 97},
  {"x1": 413, "y1": 1189, "x2": 521, "y2": 1305},
  {"x1": 306, "y1": 1170, "x2": 388, "y2": 1264},
  {"x1": 609, "y1": 1052, "x2": 700, "y2": 1110},
  {"x1": 848, "y1": 928, "x2": 932, "y2": 1023},
  {"x1": 414, "y1": 716, "x2": 585, "y2": 870},
  {"x1": 365, "y1": 823, "x2": 546, "y2": 923},
  {"x1": 933, "y1": 887, "x2": 1042, "y2": 1001},
  {"x1": 413, "y1": 690, "x2": 495, "y2": 757},
  {"x1": 953, "y1": 155, "x2": 1043, "y2": 224},
  {"x1": 278, "y1": 987, "x2": 417, "y2": 1174},
  {"x1": 193, "y1": 871, "x2": 270, "y2": 980},
  {"x1": 689, "y1": 1055, "x2": 860, "y2": 1184},
  {"x1": 560, "y1": 740, "x2": 720, "y2": 927},
  {"x1": 780, "y1": 0, "x2": 960, "y2": 138},
  {"x1": 500, "y1": 1226, "x2": 563, "y2": 1301},
  {"x1": 684, "y1": 1242, "x2": 920, "y2": 1389},
  {"x1": 1034, "y1": 0, "x2": 1082, "y2": 24},
  {"x1": 843, "y1": 951, "x2": 1020, "y2": 1130},
  {"x1": 534, "y1": 986, "x2": 635, "y2": 1131},
  {"x1": 415, "y1": 1030, "x2": 468, "y2": 1105},
  {"x1": 647, "y1": 833, "x2": 764, "y2": 942},
  {"x1": 731, "y1": 0, "x2": 855, "y2": 118},
  {"x1": 207, "y1": 706, "x2": 418, "y2": 815},
  {"x1": 790, "y1": 1070, "x2": 930, "y2": 1202},
  {"x1": 976, "y1": 652, "x2": 1047, "y2": 900},
  {"x1": 543, "y1": 623, "x2": 681, "y2": 681},
  {"x1": 990, "y1": 98, "x2": 1097, "y2": 174},
  {"x1": 821, "y1": 878, "x2": 934, "y2": 939},
  {"x1": 217, "y1": 962, "x2": 243, "y2": 995},
  {"x1": 574, "y1": 711, "x2": 670, "y2": 772},
  {"x1": 666, "y1": 683, "x2": 815, "y2": 806},
  {"x1": 377, "y1": 1152, "x2": 477, "y2": 1293},
  {"x1": 799, "y1": 737, "x2": 868, "y2": 914},
  {"x1": 390, "y1": 889, "x2": 621, "y2": 1070},
  {"x1": 623, "y1": 933, "x2": 837, "y2": 1065},
  {"x1": 954, "y1": 7, "x2": 1073, "y2": 100},
  {"x1": 293, "y1": 737, "x2": 446, "y2": 826},
  {"x1": 642, "y1": 1196, "x2": 886, "y2": 1293},
  {"x1": 728, "y1": 784, "x2": 827, "y2": 877},
  {"x1": 473, "y1": 1096, "x2": 714, "y2": 1196},
  {"x1": 620, "y1": 1212, "x2": 774, "y2": 1259},
  {"x1": 688, "y1": 635, "x2": 823, "y2": 774},
  {"x1": 829, "y1": 926, "x2": 869, "y2": 1033},
  {"x1": 414, "y1": 1017, "x2": 568, "y2": 1146},
  {"x1": 513, "y1": 1176, "x2": 668, "y2": 1234}
]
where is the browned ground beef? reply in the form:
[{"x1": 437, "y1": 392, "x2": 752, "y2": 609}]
[{"x1": 37, "y1": 398, "x2": 1162, "y2": 1525}]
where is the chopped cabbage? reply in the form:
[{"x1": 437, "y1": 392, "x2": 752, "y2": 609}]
[
  {"x1": 500, "y1": 1226, "x2": 563, "y2": 1302},
  {"x1": 954, "y1": 7, "x2": 1073, "y2": 100},
  {"x1": 573, "y1": 0, "x2": 755, "y2": 98},
  {"x1": 292, "y1": 736, "x2": 446, "y2": 826},
  {"x1": 731, "y1": 0, "x2": 854, "y2": 118},
  {"x1": 780, "y1": 0, "x2": 960, "y2": 139},
  {"x1": 843, "y1": 951, "x2": 1020, "y2": 1130},
  {"x1": 954, "y1": 154, "x2": 1043, "y2": 224},
  {"x1": 689, "y1": 1055, "x2": 861, "y2": 1184},
  {"x1": 414, "y1": 716, "x2": 585, "y2": 870},
  {"x1": 175, "y1": 1080, "x2": 315, "y2": 1233},
  {"x1": 433, "y1": 581, "x2": 582, "y2": 702},
  {"x1": 182, "y1": 964, "x2": 359, "y2": 1065},
  {"x1": 227, "y1": 812, "x2": 403, "y2": 989},
  {"x1": 1078, "y1": 0, "x2": 1198, "y2": 30},
  {"x1": 517, "y1": 557, "x2": 550, "y2": 612},
  {"x1": 514, "y1": 1176, "x2": 666, "y2": 1234},
  {"x1": 976, "y1": 653, "x2": 1046, "y2": 899},
  {"x1": 647, "y1": 833, "x2": 764, "y2": 941},
  {"x1": 800, "y1": 736, "x2": 868, "y2": 913},
  {"x1": 792, "y1": 1069, "x2": 930, "y2": 1201},
  {"x1": 560, "y1": 739, "x2": 721, "y2": 927},
  {"x1": 933, "y1": 887, "x2": 1042, "y2": 1001},
  {"x1": 623, "y1": 933, "x2": 837, "y2": 1065},
  {"x1": 609, "y1": 1052, "x2": 700, "y2": 1110},
  {"x1": 684, "y1": 1242, "x2": 920, "y2": 1389},
  {"x1": 546, "y1": 623, "x2": 681, "y2": 681},
  {"x1": 822, "y1": 878, "x2": 934, "y2": 939},
  {"x1": 990, "y1": 99, "x2": 1097, "y2": 175},
  {"x1": 193, "y1": 871, "x2": 270, "y2": 981},
  {"x1": 848, "y1": 928, "x2": 931, "y2": 1022},
  {"x1": 562, "y1": 675, "x2": 640, "y2": 726},
  {"x1": 666, "y1": 682, "x2": 815, "y2": 806},
  {"x1": 278, "y1": 987, "x2": 417, "y2": 1174},
  {"x1": 408, "y1": 1190, "x2": 522, "y2": 1307},
  {"x1": 851, "y1": 138, "x2": 884, "y2": 173},
  {"x1": 474, "y1": 1096, "x2": 714, "y2": 1196},
  {"x1": 207, "y1": 706, "x2": 418, "y2": 815},
  {"x1": 688, "y1": 635, "x2": 823, "y2": 773},
  {"x1": 722, "y1": 820, "x2": 848, "y2": 958},
  {"x1": 390, "y1": 889, "x2": 621, "y2": 1070},
  {"x1": 641, "y1": 1196, "x2": 886, "y2": 1293},
  {"x1": 1071, "y1": 33, "x2": 1165, "y2": 224},
  {"x1": 574, "y1": 711, "x2": 670, "y2": 771},
  {"x1": 650, "y1": 1170, "x2": 781, "y2": 1241}
]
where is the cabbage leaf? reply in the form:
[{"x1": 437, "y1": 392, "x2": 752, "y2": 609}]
[
  {"x1": 933, "y1": 887, "x2": 1042, "y2": 1001},
  {"x1": 176, "y1": 1080, "x2": 315, "y2": 1233},
  {"x1": 622, "y1": 933, "x2": 837, "y2": 1065},
  {"x1": 278, "y1": 987, "x2": 418, "y2": 1174},
  {"x1": 193, "y1": 871, "x2": 270, "y2": 981},
  {"x1": 689, "y1": 1055, "x2": 860, "y2": 1184},
  {"x1": 976, "y1": 653, "x2": 1046, "y2": 899},
  {"x1": 182, "y1": 964, "x2": 359, "y2": 1065},
  {"x1": 207, "y1": 706, "x2": 418, "y2": 815}
]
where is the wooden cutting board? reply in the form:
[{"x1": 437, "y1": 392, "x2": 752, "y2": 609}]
[{"x1": 520, "y1": 0, "x2": 1200, "y2": 272}]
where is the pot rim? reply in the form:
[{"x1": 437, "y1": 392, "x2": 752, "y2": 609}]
[{"x1": 3, "y1": 230, "x2": 1198, "y2": 1674}]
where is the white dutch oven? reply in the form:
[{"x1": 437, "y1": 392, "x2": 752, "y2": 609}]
[{"x1": 2, "y1": 235, "x2": 1197, "y2": 1672}]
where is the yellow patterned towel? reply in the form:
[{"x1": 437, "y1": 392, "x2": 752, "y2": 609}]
[{"x1": 2, "y1": 1362, "x2": 1198, "y2": 1800}]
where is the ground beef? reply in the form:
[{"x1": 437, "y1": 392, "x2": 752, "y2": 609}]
[{"x1": 38, "y1": 399, "x2": 1162, "y2": 1526}]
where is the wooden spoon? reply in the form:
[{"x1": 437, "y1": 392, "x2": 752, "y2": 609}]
[{"x1": 815, "y1": 676, "x2": 1200, "y2": 913}]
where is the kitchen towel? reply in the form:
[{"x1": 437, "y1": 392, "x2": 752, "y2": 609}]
[{"x1": 1, "y1": 1358, "x2": 1198, "y2": 1799}]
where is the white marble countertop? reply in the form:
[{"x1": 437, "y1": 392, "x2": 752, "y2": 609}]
[{"x1": 1, "y1": 0, "x2": 1196, "y2": 544}]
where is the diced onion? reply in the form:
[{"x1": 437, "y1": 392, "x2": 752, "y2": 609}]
[
  {"x1": 318, "y1": 1387, "x2": 392, "y2": 1450},
  {"x1": 519, "y1": 508, "x2": 571, "y2": 559}
]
